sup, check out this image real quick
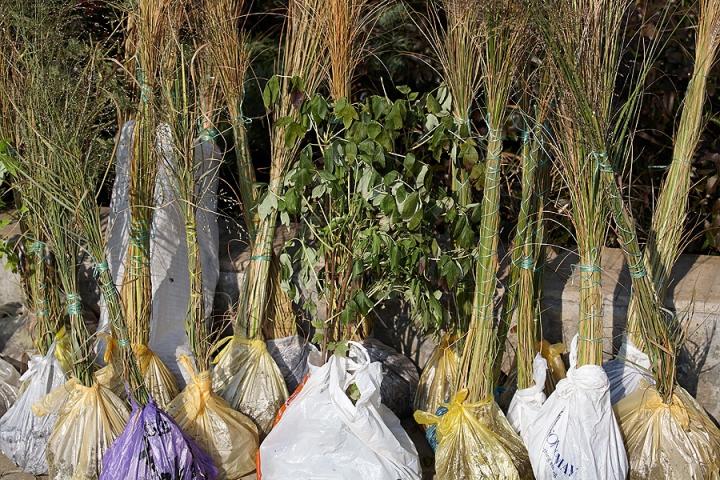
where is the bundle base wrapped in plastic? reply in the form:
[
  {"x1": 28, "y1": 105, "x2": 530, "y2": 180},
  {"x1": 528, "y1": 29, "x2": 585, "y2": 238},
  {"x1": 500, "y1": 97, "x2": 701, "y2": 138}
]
[
  {"x1": 0, "y1": 356, "x2": 20, "y2": 418},
  {"x1": 33, "y1": 378, "x2": 129, "y2": 480},
  {"x1": 168, "y1": 355, "x2": 259, "y2": 480},
  {"x1": 211, "y1": 336, "x2": 288, "y2": 436},
  {"x1": 538, "y1": 339, "x2": 566, "y2": 394},
  {"x1": 100, "y1": 396, "x2": 218, "y2": 480},
  {"x1": 615, "y1": 381, "x2": 720, "y2": 480},
  {"x1": 507, "y1": 353, "x2": 548, "y2": 441},
  {"x1": 0, "y1": 341, "x2": 66, "y2": 474},
  {"x1": 602, "y1": 336, "x2": 653, "y2": 405},
  {"x1": 413, "y1": 334, "x2": 458, "y2": 428},
  {"x1": 523, "y1": 335, "x2": 628, "y2": 480},
  {"x1": 258, "y1": 342, "x2": 421, "y2": 480},
  {"x1": 415, "y1": 389, "x2": 534, "y2": 480},
  {"x1": 135, "y1": 344, "x2": 180, "y2": 410}
]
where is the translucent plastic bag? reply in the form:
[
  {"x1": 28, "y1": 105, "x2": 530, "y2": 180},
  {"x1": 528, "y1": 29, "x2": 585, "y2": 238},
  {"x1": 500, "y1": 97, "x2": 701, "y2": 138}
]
[
  {"x1": 100, "y1": 396, "x2": 218, "y2": 480},
  {"x1": 603, "y1": 336, "x2": 653, "y2": 405},
  {"x1": 0, "y1": 356, "x2": 20, "y2": 418},
  {"x1": 211, "y1": 336, "x2": 288, "y2": 436},
  {"x1": 258, "y1": 342, "x2": 421, "y2": 480},
  {"x1": 415, "y1": 389, "x2": 533, "y2": 480},
  {"x1": 135, "y1": 344, "x2": 180, "y2": 410},
  {"x1": 615, "y1": 381, "x2": 720, "y2": 480},
  {"x1": 523, "y1": 335, "x2": 628, "y2": 480},
  {"x1": 538, "y1": 340, "x2": 566, "y2": 394},
  {"x1": 0, "y1": 341, "x2": 66, "y2": 474},
  {"x1": 413, "y1": 334, "x2": 458, "y2": 426},
  {"x1": 507, "y1": 353, "x2": 548, "y2": 441},
  {"x1": 167, "y1": 355, "x2": 259, "y2": 480},
  {"x1": 34, "y1": 378, "x2": 129, "y2": 480}
]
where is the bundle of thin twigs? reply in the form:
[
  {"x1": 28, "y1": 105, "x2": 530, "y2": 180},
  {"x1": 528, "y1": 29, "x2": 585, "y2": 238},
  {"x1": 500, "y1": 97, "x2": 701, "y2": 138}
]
[
  {"x1": 156, "y1": 3, "x2": 222, "y2": 371},
  {"x1": 458, "y1": 0, "x2": 530, "y2": 402},
  {"x1": 203, "y1": 0, "x2": 296, "y2": 340},
  {"x1": 122, "y1": 0, "x2": 174, "y2": 347},
  {"x1": 532, "y1": 0, "x2": 635, "y2": 367},
  {"x1": 238, "y1": 0, "x2": 326, "y2": 340},
  {"x1": 626, "y1": 0, "x2": 720, "y2": 350},
  {"x1": 494, "y1": 71, "x2": 554, "y2": 389}
]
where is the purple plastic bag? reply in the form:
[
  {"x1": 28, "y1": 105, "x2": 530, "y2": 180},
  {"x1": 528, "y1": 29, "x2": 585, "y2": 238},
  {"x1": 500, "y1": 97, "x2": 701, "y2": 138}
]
[{"x1": 100, "y1": 396, "x2": 217, "y2": 480}]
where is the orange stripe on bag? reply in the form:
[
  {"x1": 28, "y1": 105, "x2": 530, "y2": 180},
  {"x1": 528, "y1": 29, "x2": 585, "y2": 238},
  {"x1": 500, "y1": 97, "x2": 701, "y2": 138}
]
[
  {"x1": 258, "y1": 373, "x2": 311, "y2": 479},
  {"x1": 272, "y1": 373, "x2": 310, "y2": 429}
]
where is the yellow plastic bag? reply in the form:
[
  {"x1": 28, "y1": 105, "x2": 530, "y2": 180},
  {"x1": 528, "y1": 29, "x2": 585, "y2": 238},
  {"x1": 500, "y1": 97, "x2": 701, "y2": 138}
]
[
  {"x1": 97, "y1": 335, "x2": 178, "y2": 408},
  {"x1": 415, "y1": 389, "x2": 534, "y2": 480},
  {"x1": 211, "y1": 336, "x2": 288, "y2": 437},
  {"x1": 134, "y1": 344, "x2": 179, "y2": 409},
  {"x1": 94, "y1": 334, "x2": 127, "y2": 400},
  {"x1": 615, "y1": 381, "x2": 720, "y2": 480},
  {"x1": 168, "y1": 355, "x2": 259, "y2": 480},
  {"x1": 538, "y1": 339, "x2": 566, "y2": 394},
  {"x1": 413, "y1": 334, "x2": 458, "y2": 425},
  {"x1": 33, "y1": 378, "x2": 129, "y2": 480}
]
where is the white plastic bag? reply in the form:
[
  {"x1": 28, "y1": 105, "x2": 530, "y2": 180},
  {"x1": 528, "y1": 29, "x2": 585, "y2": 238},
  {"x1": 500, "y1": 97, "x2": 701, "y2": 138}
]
[
  {"x1": 602, "y1": 336, "x2": 653, "y2": 405},
  {"x1": 507, "y1": 353, "x2": 548, "y2": 441},
  {"x1": 258, "y1": 342, "x2": 421, "y2": 480},
  {"x1": 523, "y1": 335, "x2": 629, "y2": 480},
  {"x1": 0, "y1": 341, "x2": 66, "y2": 474},
  {"x1": 0, "y1": 357, "x2": 20, "y2": 418}
]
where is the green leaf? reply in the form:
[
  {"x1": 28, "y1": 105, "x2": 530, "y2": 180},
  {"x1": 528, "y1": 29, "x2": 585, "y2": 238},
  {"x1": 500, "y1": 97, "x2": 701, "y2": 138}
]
[
  {"x1": 318, "y1": 170, "x2": 336, "y2": 182},
  {"x1": 408, "y1": 209, "x2": 423, "y2": 230},
  {"x1": 311, "y1": 184, "x2": 326, "y2": 198},
  {"x1": 284, "y1": 187, "x2": 299, "y2": 214},
  {"x1": 345, "y1": 141, "x2": 358, "y2": 161},
  {"x1": 426, "y1": 93, "x2": 441, "y2": 114},
  {"x1": 396, "y1": 85, "x2": 411, "y2": 95},
  {"x1": 310, "y1": 95, "x2": 329, "y2": 121},
  {"x1": 401, "y1": 191, "x2": 419, "y2": 218},
  {"x1": 262, "y1": 75, "x2": 280, "y2": 108},
  {"x1": 371, "y1": 96, "x2": 388, "y2": 119},
  {"x1": 367, "y1": 121, "x2": 382, "y2": 139},
  {"x1": 403, "y1": 153, "x2": 416, "y2": 171},
  {"x1": 284, "y1": 121, "x2": 306, "y2": 148},
  {"x1": 380, "y1": 194, "x2": 395, "y2": 215}
]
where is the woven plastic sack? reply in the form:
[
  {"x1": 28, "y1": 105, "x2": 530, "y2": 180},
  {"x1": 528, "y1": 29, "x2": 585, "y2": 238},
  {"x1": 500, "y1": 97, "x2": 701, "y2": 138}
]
[
  {"x1": 0, "y1": 356, "x2": 20, "y2": 418},
  {"x1": 34, "y1": 378, "x2": 129, "y2": 480},
  {"x1": 100, "y1": 396, "x2": 218, "y2": 480},
  {"x1": 0, "y1": 341, "x2": 66, "y2": 474},
  {"x1": 603, "y1": 336, "x2": 653, "y2": 405},
  {"x1": 258, "y1": 342, "x2": 421, "y2": 480},
  {"x1": 211, "y1": 336, "x2": 288, "y2": 437},
  {"x1": 153, "y1": 127, "x2": 220, "y2": 387},
  {"x1": 266, "y1": 335, "x2": 319, "y2": 394},
  {"x1": 523, "y1": 335, "x2": 628, "y2": 480},
  {"x1": 167, "y1": 355, "x2": 259, "y2": 480},
  {"x1": 615, "y1": 381, "x2": 720, "y2": 480},
  {"x1": 415, "y1": 389, "x2": 533, "y2": 480},
  {"x1": 507, "y1": 353, "x2": 548, "y2": 440},
  {"x1": 413, "y1": 334, "x2": 458, "y2": 426}
]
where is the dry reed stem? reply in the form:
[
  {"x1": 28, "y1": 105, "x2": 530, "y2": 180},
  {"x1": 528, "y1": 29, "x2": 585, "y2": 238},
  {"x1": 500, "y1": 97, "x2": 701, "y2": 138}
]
[{"x1": 627, "y1": 0, "x2": 720, "y2": 348}]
